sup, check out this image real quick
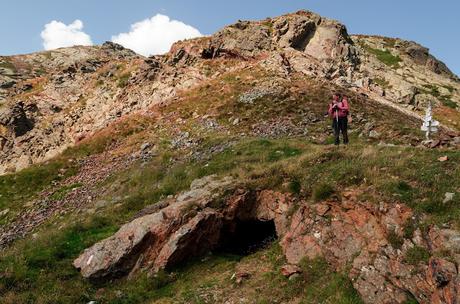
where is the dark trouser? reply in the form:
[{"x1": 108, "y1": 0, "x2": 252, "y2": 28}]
[{"x1": 332, "y1": 117, "x2": 349, "y2": 145}]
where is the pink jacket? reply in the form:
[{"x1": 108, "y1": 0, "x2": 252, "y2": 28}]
[{"x1": 328, "y1": 99, "x2": 349, "y2": 119}]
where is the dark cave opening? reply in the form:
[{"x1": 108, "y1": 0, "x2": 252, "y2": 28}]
[{"x1": 217, "y1": 219, "x2": 277, "y2": 255}]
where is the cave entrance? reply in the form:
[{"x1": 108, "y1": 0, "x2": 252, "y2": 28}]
[{"x1": 217, "y1": 219, "x2": 277, "y2": 255}]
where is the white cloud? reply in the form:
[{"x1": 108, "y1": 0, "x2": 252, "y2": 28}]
[
  {"x1": 112, "y1": 14, "x2": 202, "y2": 56},
  {"x1": 41, "y1": 19, "x2": 93, "y2": 50}
]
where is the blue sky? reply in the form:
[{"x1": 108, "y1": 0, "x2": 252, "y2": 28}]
[{"x1": 1, "y1": 0, "x2": 459, "y2": 76}]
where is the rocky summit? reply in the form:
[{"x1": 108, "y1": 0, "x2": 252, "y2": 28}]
[{"x1": 1, "y1": 10, "x2": 460, "y2": 304}]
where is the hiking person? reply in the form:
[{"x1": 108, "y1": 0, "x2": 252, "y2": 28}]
[{"x1": 328, "y1": 93, "x2": 349, "y2": 145}]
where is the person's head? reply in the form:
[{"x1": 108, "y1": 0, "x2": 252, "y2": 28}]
[
  {"x1": 342, "y1": 94, "x2": 348, "y2": 101},
  {"x1": 333, "y1": 93, "x2": 340, "y2": 101}
]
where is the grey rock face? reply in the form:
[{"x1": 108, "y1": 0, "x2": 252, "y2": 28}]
[
  {"x1": 0, "y1": 101, "x2": 35, "y2": 137},
  {"x1": 405, "y1": 42, "x2": 454, "y2": 77}
]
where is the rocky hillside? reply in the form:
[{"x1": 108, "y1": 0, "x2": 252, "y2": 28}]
[
  {"x1": 1, "y1": 10, "x2": 460, "y2": 304},
  {"x1": 1, "y1": 10, "x2": 459, "y2": 174}
]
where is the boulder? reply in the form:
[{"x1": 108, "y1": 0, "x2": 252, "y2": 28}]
[
  {"x1": 73, "y1": 175, "x2": 235, "y2": 279},
  {"x1": 74, "y1": 176, "x2": 297, "y2": 280}
]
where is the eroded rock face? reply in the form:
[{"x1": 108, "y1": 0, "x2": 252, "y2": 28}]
[
  {"x1": 405, "y1": 42, "x2": 453, "y2": 76},
  {"x1": 75, "y1": 179, "x2": 460, "y2": 304},
  {"x1": 282, "y1": 189, "x2": 460, "y2": 304},
  {"x1": 175, "y1": 10, "x2": 359, "y2": 68},
  {"x1": 0, "y1": 101, "x2": 35, "y2": 137}
]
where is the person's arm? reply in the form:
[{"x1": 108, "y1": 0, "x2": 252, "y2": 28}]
[{"x1": 337, "y1": 100, "x2": 349, "y2": 111}]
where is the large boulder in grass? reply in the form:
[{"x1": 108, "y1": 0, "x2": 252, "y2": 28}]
[
  {"x1": 74, "y1": 175, "x2": 296, "y2": 280},
  {"x1": 73, "y1": 175, "x2": 235, "y2": 279},
  {"x1": 74, "y1": 177, "x2": 460, "y2": 304}
]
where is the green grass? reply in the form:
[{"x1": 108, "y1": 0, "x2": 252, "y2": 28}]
[
  {"x1": 104, "y1": 138, "x2": 309, "y2": 212},
  {"x1": 362, "y1": 44, "x2": 401, "y2": 68},
  {"x1": 373, "y1": 77, "x2": 391, "y2": 89},
  {"x1": 404, "y1": 246, "x2": 430, "y2": 265},
  {"x1": 312, "y1": 183, "x2": 336, "y2": 202},
  {"x1": 101, "y1": 139, "x2": 460, "y2": 229},
  {"x1": 2, "y1": 135, "x2": 460, "y2": 302},
  {"x1": 49, "y1": 183, "x2": 82, "y2": 201},
  {"x1": 299, "y1": 257, "x2": 364, "y2": 304},
  {"x1": 117, "y1": 72, "x2": 131, "y2": 88},
  {"x1": 0, "y1": 59, "x2": 16, "y2": 72},
  {"x1": 440, "y1": 97, "x2": 458, "y2": 109},
  {"x1": 0, "y1": 216, "x2": 118, "y2": 303},
  {"x1": 0, "y1": 160, "x2": 78, "y2": 213}
]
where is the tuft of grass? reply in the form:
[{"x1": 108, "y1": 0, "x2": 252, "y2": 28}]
[
  {"x1": 383, "y1": 180, "x2": 414, "y2": 204},
  {"x1": 288, "y1": 179, "x2": 302, "y2": 195},
  {"x1": 440, "y1": 97, "x2": 457, "y2": 109},
  {"x1": 262, "y1": 20, "x2": 274, "y2": 34},
  {"x1": 0, "y1": 59, "x2": 16, "y2": 72},
  {"x1": 403, "y1": 294, "x2": 420, "y2": 304},
  {"x1": 312, "y1": 183, "x2": 336, "y2": 202},
  {"x1": 404, "y1": 246, "x2": 430, "y2": 265},
  {"x1": 387, "y1": 229, "x2": 404, "y2": 250},
  {"x1": 423, "y1": 84, "x2": 441, "y2": 97},
  {"x1": 442, "y1": 85, "x2": 455, "y2": 94},
  {"x1": 403, "y1": 219, "x2": 418, "y2": 239},
  {"x1": 117, "y1": 72, "x2": 131, "y2": 88},
  {"x1": 267, "y1": 146, "x2": 302, "y2": 162},
  {"x1": 373, "y1": 77, "x2": 392, "y2": 89}
]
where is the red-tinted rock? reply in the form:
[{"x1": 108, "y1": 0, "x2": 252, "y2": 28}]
[
  {"x1": 74, "y1": 180, "x2": 460, "y2": 304},
  {"x1": 281, "y1": 264, "x2": 302, "y2": 277}
]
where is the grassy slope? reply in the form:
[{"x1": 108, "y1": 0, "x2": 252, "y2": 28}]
[
  {"x1": 1, "y1": 69, "x2": 459, "y2": 303},
  {"x1": 2, "y1": 137, "x2": 459, "y2": 303}
]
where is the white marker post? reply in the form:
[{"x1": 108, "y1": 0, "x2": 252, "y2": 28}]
[{"x1": 421, "y1": 101, "x2": 439, "y2": 140}]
